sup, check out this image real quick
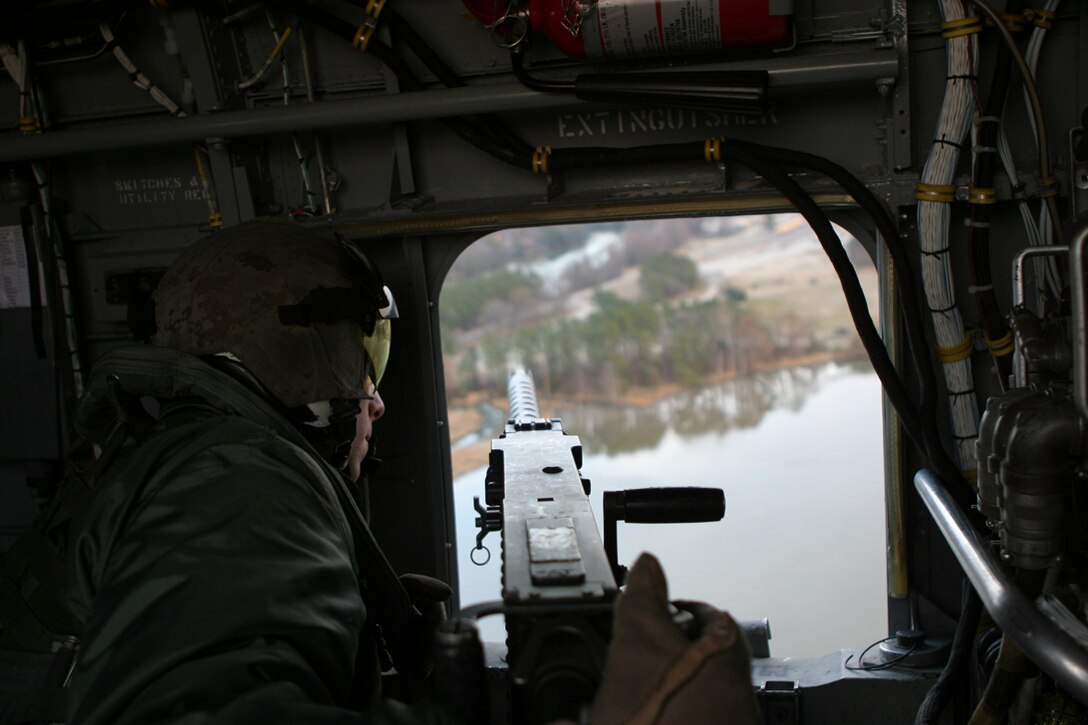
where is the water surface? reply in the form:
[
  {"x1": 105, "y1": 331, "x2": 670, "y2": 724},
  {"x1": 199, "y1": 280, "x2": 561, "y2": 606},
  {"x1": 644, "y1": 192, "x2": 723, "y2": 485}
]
[{"x1": 453, "y1": 363, "x2": 886, "y2": 657}]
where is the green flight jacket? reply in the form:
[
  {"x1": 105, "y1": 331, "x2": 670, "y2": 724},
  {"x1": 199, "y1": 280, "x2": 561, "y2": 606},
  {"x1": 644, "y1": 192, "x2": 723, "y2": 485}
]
[{"x1": 64, "y1": 346, "x2": 444, "y2": 724}]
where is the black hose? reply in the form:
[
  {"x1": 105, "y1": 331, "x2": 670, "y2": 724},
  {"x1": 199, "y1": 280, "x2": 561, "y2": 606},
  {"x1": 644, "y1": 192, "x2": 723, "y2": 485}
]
[
  {"x1": 550, "y1": 141, "x2": 707, "y2": 171},
  {"x1": 914, "y1": 579, "x2": 983, "y2": 725},
  {"x1": 510, "y1": 48, "x2": 577, "y2": 92},
  {"x1": 547, "y1": 141, "x2": 940, "y2": 462},
  {"x1": 718, "y1": 144, "x2": 932, "y2": 455},
  {"x1": 724, "y1": 139, "x2": 966, "y2": 493},
  {"x1": 967, "y1": 0, "x2": 1022, "y2": 391}
]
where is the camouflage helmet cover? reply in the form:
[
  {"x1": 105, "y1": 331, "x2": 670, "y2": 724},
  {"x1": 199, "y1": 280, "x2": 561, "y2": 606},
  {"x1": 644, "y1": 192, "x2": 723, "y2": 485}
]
[{"x1": 153, "y1": 219, "x2": 388, "y2": 409}]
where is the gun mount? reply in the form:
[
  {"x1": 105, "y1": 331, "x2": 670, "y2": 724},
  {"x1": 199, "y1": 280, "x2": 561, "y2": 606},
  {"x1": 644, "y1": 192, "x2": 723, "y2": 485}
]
[{"x1": 461, "y1": 367, "x2": 728, "y2": 722}]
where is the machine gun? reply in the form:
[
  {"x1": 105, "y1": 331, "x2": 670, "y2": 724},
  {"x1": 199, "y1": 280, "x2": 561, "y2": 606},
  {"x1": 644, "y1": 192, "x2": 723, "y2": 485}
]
[{"x1": 438, "y1": 368, "x2": 730, "y2": 724}]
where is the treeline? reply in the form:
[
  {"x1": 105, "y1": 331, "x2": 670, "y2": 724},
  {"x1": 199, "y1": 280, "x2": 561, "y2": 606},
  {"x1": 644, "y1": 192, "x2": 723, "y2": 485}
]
[
  {"x1": 440, "y1": 216, "x2": 871, "y2": 401},
  {"x1": 442, "y1": 252, "x2": 702, "y2": 334},
  {"x1": 444, "y1": 288, "x2": 850, "y2": 400}
]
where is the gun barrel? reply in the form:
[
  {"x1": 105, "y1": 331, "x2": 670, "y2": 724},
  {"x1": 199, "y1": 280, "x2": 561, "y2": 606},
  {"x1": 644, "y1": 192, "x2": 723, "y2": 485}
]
[{"x1": 508, "y1": 367, "x2": 541, "y2": 420}]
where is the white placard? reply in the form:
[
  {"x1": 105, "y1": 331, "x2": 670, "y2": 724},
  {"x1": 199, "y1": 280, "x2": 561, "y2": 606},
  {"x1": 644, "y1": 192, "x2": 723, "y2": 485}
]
[
  {"x1": 0, "y1": 224, "x2": 44, "y2": 310},
  {"x1": 1, "y1": 224, "x2": 30, "y2": 309}
]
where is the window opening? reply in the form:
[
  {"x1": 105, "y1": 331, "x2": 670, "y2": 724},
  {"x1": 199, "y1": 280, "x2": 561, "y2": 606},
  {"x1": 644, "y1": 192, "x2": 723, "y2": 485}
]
[{"x1": 441, "y1": 214, "x2": 884, "y2": 657}]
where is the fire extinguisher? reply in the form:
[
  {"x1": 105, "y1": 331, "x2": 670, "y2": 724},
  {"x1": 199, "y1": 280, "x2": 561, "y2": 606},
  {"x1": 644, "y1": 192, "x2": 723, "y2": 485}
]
[{"x1": 463, "y1": 0, "x2": 791, "y2": 60}]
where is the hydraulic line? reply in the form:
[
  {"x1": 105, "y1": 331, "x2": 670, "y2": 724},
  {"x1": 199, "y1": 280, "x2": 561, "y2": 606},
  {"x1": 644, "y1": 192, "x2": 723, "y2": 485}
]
[
  {"x1": 969, "y1": 0, "x2": 1061, "y2": 248},
  {"x1": 266, "y1": 0, "x2": 534, "y2": 168},
  {"x1": 1019, "y1": 0, "x2": 1063, "y2": 300},
  {"x1": 551, "y1": 135, "x2": 965, "y2": 484},
  {"x1": 969, "y1": 636, "x2": 1031, "y2": 724},
  {"x1": 193, "y1": 145, "x2": 223, "y2": 230},
  {"x1": 916, "y1": 0, "x2": 980, "y2": 474},
  {"x1": 237, "y1": 17, "x2": 299, "y2": 91},
  {"x1": 914, "y1": 579, "x2": 983, "y2": 725},
  {"x1": 297, "y1": 26, "x2": 334, "y2": 215},
  {"x1": 719, "y1": 145, "x2": 938, "y2": 471},
  {"x1": 99, "y1": 21, "x2": 184, "y2": 117},
  {"x1": 510, "y1": 46, "x2": 576, "y2": 93},
  {"x1": 257, "y1": 11, "x2": 318, "y2": 215},
  {"x1": 966, "y1": 0, "x2": 1021, "y2": 391},
  {"x1": 968, "y1": 570, "x2": 1046, "y2": 725},
  {"x1": 722, "y1": 140, "x2": 955, "y2": 484},
  {"x1": 547, "y1": 137, "x2": 955, "y2": 484},
  {"x1": 990, "y1": 0, "x2": 1063, "y2": 312}
]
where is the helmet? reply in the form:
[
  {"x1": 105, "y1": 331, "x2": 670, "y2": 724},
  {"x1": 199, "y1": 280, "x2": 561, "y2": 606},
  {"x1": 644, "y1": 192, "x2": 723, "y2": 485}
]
[{"x1": 152, "y1": 219, "x2": 395, "y2": 410}]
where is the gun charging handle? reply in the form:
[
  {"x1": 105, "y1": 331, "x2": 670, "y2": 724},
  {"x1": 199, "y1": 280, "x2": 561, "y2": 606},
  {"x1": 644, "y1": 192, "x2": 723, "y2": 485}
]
[
  {"x1": 472, "y1": 496, "x2": 502, "y2": 565},
  {"x1": 603, "y1": 487, "x2": 726, "y2": 585}
]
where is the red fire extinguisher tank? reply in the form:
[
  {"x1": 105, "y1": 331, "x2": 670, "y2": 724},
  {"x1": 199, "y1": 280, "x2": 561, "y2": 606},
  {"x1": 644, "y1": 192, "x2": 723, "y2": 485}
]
[{"x1": 464, "y1": 0, "x2": 791, "y2": 60}]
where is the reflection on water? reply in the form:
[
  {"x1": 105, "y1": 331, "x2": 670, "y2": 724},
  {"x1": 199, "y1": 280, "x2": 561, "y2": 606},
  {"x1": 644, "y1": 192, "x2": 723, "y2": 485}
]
[
  {"x1": 550, "y1": 366, "x2": 830, "y2": 456},
  {"x1": 453, "y1": 362, "x2": 886, "y2": 658}
]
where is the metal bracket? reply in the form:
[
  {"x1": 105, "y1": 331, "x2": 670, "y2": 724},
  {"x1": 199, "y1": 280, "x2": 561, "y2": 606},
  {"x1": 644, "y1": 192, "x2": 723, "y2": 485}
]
[
  {"x1": 758, "y1": 680, "x2": 801, "y2": 724},
  {"x1": 1070, "y1": 127, "x2": 1088, "y2": 217}
]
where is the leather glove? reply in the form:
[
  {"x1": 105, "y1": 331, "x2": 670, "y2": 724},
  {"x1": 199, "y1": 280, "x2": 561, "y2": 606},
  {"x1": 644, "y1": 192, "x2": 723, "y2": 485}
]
[
  {"x1": 585, "y1": 553, "x2": 761, "y2": 725},
  {"x1": 399, "y1": 573, "x2": 452, "y2": 684}
]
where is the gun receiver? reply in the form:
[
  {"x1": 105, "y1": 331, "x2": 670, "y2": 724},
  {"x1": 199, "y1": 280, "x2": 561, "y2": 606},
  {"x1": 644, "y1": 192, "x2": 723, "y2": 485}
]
[{"x1": 468, "y1": 368, "x2": 728, "y2": 723}]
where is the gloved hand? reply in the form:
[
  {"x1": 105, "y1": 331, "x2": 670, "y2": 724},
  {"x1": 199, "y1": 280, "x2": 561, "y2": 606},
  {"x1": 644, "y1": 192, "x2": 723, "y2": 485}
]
[
  {"x1": 585, "y1": 553, "x2": 761, "y2": 725},
  {"x1": 399, "y1": 573, "x2": 453, "y2": 684}
]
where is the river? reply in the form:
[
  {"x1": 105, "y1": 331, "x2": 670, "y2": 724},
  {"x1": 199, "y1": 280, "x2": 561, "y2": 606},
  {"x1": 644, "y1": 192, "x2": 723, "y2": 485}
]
[{"x1": 452, "y1": 362, "x2": 887, "y2": 658}]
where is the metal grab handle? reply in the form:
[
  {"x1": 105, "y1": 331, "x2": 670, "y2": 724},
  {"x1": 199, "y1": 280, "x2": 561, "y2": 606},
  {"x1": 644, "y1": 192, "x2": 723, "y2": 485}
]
[
  {"x1": 1071, "y1": 223, "x2": 1088, "y2": 420},
  {"x1": 914, "y1": 469, "x2": 1088, "y2": 703}
]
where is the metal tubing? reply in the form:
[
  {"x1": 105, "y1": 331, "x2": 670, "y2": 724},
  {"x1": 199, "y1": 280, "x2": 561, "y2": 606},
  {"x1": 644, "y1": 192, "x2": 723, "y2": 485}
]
[
  {"x1": 1012, "y1": 245, "x2": 1068, "y2": 386},
  {"x1": 878, "y1": 232, "x2": 909, "y2": 599},
  {"x1": 1012, "y1": 245, "x2": 1068, "y2": 308},
  {"x1": 914, "y1": 469, "x2": 1088, "y2": 703},
  {"x1": 0, "y1": 53, "x2": 898, "y2": 163},
  {"x1": 0, "y1": 85, "x2": 564, "y2": 162},
  {"x1": 298, "y1": 26, "x2": 333, "y2": 216},
  {"x1": 1071, "y1": 224, "x2": 1088, "y2": 420}
]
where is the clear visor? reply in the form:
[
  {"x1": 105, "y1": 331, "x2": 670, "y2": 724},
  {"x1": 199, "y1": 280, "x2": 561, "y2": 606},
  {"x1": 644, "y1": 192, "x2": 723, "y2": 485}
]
[
  {"x1": 362, "y1": 284, "x2": 396, "y2": 387},
  {"x1": 363, "y1": 317, "x2": 391, "y2": 387}
]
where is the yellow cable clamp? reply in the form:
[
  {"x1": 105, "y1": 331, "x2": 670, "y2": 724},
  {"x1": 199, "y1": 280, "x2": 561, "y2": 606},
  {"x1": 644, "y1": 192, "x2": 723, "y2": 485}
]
[
  {"x1": 208, "y1": 212, "x2": 224, "y2": 229},
  {"x1": 270, "y1": 25, "x2": 294, "y2": 60},
  {"x1": 941, "y1": 16, "x2": 982, "y2": 38},
  {"x1": 353, "y1": 21, "x2": 376, "y2": 51},
  {"x1": 1002, "y1": 13, "x2": 1027, "y2": 31},
  {"x1": 531, "y1": 146, "x2": 552, "y2": 174},
  {"x1": 19, "y1": 116, "x2": 39, "y2": 134},
  {"x1": 1030, "y1": 7, "x2": 1055, "y2": 28},
  {"x1": 194, "y1": 147, "x2": 208, "y2": 182},
  {"x1": 985, "y1": 331, "x2": 1014, "y2": 358},
  {"x1": 968, "y1": 187, "x2": 997, "y2": 205},
  {"x1": 704, "y1": 136, "x2": 722, "y2": 162},
  {"x1": 354, "y1": 0, "x2": 388, "y2": 52},
  {"x1": 936, "y1": 330, "x2": 975, "y2": 363},
  {"x1": 915, "y1": 182, "x2": 957, "y2": 203},
  {"x1": 1039, "y1": 176, "x2": 1059, "y2": 199}
]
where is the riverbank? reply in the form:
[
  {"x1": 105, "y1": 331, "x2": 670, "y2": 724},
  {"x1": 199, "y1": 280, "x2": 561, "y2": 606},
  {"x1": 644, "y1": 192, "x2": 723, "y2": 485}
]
[{"x1": 446, "y1": 349, "x2": 867, "y2": 477}]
